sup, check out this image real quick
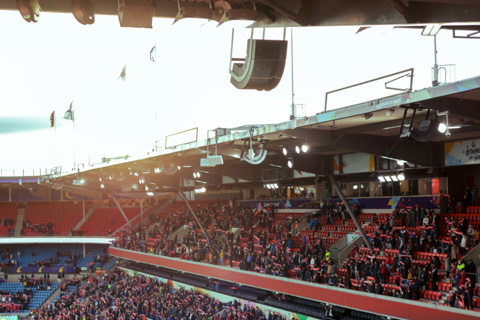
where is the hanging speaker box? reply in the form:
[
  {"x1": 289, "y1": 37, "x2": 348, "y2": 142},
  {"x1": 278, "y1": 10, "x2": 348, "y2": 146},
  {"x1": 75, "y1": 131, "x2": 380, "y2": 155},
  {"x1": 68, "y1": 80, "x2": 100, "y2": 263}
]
[
  {"x1": 230, "y1": 39, "x2": 288, "y2": 91},
  {"x1": 118, "y1": 0, "x2": 155, "y2": 28}
]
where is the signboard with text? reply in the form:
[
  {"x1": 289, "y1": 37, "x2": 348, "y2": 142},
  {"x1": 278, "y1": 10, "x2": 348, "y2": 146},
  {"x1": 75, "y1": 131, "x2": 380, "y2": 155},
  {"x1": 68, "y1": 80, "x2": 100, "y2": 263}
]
[{"x1": 445, "y1": 138, "x2": 480, "y2": 166}]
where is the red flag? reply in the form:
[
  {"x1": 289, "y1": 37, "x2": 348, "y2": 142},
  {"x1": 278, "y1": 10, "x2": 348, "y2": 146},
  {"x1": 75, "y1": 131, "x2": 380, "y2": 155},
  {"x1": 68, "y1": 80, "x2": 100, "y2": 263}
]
[{"x1": 50, "y1": 111, "x2": 55, "y2": 127}]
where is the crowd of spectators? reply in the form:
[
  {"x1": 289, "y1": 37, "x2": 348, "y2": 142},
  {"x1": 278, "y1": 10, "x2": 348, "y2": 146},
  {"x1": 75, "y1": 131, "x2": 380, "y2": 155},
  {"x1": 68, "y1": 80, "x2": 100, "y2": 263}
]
[
  {"x1": 0, "y1": 287, "x2": 32, "y2": 311},
  {"x1": 34, "y1": 267, "x2": 288, "y2": 320},
  {"x1": 112, "y1": 199, "x2": 479, "y2": 311}
]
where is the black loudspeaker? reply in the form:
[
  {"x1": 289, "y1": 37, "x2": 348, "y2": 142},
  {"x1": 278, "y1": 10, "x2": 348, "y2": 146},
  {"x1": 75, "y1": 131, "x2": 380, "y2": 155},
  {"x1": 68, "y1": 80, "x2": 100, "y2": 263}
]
[
  {"x1": 118, "y1": 0, "x2": 155, "y2": 28},
  {"x1": 230, "y1": 39, "x2": 288, "y2": 91},
  {"x1": 400, "y1": 119, "x2": 439, "y2": 142}
]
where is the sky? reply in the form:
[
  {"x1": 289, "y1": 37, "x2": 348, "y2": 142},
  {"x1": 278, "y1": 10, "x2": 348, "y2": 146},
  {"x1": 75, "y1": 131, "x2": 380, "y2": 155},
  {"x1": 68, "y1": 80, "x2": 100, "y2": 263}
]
[{"x1": 1, "y1": 10, "x2": 480, "y2": 175}]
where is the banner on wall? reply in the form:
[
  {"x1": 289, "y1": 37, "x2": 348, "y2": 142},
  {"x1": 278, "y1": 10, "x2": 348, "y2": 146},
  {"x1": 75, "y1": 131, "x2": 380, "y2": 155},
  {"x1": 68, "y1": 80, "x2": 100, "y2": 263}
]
[
  {"x1": 241, "y1": 196, "x2": 439, "y2": 210},
  {"x1": 293, "y1": 170, "x2": 316, "y2": 178},
  {"x1": 334, "y1": 153, "x2": 375, "y2": 174},
  {"x1": 241, "y1": 200, "x2": 314, "y2": 209},
  {"x1": 327, "y1": 196, "x2": 439, "y2": 210},
  {"x1": 445, "y1": 138, "x2": 480, "y2": 166},
  {"x1": 10, "y1": 266, "x2": 76, "y2": 273}
]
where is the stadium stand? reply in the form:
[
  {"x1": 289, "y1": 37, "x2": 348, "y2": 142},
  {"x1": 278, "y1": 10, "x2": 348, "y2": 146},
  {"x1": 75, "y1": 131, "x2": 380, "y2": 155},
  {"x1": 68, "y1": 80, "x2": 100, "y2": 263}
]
[
  {"x1": 0, "y1": 202, "x2": 16, "y2": 237},
  {"x1": 113, "y1": 199, "x2": 480, "y2": 312},
  {"x1": 79, "y1": 207, "x2": 140, "y2": 236}
]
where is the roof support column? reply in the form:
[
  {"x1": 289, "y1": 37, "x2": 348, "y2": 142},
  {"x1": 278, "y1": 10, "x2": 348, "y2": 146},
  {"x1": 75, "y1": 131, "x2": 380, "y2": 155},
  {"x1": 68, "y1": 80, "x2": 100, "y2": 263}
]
[
  {"x1": 328, "y1": 175, "x2": 375, "y2": 255},
  {"x1": 176, "y1": 190, "x2": 208, "y2": 240},
  {"x1": 112, "y1": 196, "x2": 131, "y2": 227}
]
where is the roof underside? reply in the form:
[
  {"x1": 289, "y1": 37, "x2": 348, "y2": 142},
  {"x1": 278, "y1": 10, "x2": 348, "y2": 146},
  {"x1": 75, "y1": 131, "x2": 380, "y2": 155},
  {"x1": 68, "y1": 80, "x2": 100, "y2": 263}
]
[
  {"x1": 4, "y1": 0, "x2": 480, "y2": 28},
  {"x1": 42, "y1": 74, "x2": 480, "y2": 197}
]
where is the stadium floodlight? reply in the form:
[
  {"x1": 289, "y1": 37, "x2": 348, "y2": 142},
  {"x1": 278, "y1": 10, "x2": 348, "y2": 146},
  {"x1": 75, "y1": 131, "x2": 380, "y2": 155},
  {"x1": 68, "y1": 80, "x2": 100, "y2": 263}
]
[
  {"x1": 282, "y1": 147, "x2": 288, "y2": 156},
  {"x1": 438, "y1": 122, "x2": 447, "y2": 134},
  {"x1": 287, "y1": 157, "x2": 294, "y2": 169},
  {"x1": 391, "y1": 175, "x2": 398, "y2": 182},
  {"x1": 353, "y1": 184, "x2": 358, "y2": 190},
  {"x1": 273, "y1": 183, "x2": 278, "y2": 189},
  {"x1": 397, "y1": 172, "x2": 406, "y2": 181},
  {"x1": 301, "y1": 144, "x2": 309, "y2": 153},
  {"x1": 396, "y1": 160, "x2": 405, "y2": 166},
  {"x1": 295, "y1": 145, "x2": 301, "y2": 154},
  {"x1": 385, "y1": 176, "x2": 392, "y2": 182},
  {"x1": 378, "y1": 176, "x2": 386, "y2": 182}
]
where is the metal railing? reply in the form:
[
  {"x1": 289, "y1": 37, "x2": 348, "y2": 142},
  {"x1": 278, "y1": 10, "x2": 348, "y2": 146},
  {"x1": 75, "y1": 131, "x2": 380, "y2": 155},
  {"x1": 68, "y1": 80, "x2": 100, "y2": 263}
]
[{"x1": 324, "y1": 68, "x2": 414, "y2": 112}]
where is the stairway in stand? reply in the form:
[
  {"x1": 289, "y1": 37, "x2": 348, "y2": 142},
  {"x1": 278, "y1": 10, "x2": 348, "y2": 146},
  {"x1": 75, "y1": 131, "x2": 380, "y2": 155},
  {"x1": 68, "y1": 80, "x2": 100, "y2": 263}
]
[{"x1": 13, "y1": 208, "x2": 25, "y2": 236}]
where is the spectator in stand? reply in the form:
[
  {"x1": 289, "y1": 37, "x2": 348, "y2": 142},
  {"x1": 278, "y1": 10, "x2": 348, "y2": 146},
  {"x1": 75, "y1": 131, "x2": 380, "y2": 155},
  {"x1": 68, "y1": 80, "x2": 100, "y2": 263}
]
[
  {"x1": 460, "y1": 235, "x2": 468, "y2": 255},
  {"x1": 445, "y1": 255, "x2": 452, "y2": 278}
]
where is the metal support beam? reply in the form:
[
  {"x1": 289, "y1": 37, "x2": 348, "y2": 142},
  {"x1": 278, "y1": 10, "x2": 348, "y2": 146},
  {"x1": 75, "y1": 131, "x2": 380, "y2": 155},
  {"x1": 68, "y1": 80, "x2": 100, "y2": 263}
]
[
  {"x1": 332, "y1": 133, "x2": 440, "y2": 167},
  {"x1": 176, "y1": 191, "x2": 208, "y2": 240},
  {"x1": 112, "y1": 196, "x2": 131, "y2": 227},
  {"x1": 329, "y1": 175, "x2": 375, "y2": 255},
  {"x1": 420, "y1": 97, "x2": 480, "y2": 120},
  {"x1": 257, "y1": 0, "x2": 304, "y2": 25}
]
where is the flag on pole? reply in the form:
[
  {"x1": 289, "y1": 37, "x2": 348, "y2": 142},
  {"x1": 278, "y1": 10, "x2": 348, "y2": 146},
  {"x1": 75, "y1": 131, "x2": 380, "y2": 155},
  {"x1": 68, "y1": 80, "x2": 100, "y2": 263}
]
[
  {"x1": 64, "y1": 101, "x2": 74, "y2": 121},
  {"x1": 50, "y1": 111, "x2": 55, "y2": 127},
  {"x1": 118, "y1": 65, "x2": 126, "y2": 81},
  {"x1": 150, "y1": 45, "x2": 156, "y2": 63}
]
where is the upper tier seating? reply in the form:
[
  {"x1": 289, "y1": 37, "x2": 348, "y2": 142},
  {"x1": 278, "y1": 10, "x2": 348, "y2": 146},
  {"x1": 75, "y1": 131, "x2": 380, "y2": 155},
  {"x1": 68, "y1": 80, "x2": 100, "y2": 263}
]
[
  {"x1": 0, "y1": 203, "x2": 17, "y2": 236},
  {"x1": 79, "y1": 207, "x2": 140, "y2": 236}
]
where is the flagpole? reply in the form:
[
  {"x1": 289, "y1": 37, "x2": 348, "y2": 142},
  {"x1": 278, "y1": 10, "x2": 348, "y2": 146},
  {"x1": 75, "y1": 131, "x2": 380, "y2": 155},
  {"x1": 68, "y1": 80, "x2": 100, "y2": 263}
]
[
  {"x1": 73, "y1": 110, "x2": 76, "y2": 172},
  {"x1": 154, "y1": 42, "x2": 158, "y2": 122},
  {"x1": 54, "y1": 111, "x2": 58, "y2": 166}
]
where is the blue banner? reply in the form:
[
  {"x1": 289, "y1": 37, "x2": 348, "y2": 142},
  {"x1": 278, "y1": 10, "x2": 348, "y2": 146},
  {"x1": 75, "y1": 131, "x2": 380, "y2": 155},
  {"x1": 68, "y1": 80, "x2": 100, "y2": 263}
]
[{"x1": 11, "y1": 266, "x2": 76, "y2": 273}]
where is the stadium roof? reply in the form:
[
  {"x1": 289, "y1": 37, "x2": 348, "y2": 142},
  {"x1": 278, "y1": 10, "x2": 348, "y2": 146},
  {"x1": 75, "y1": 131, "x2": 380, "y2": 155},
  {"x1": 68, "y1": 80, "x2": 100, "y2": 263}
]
[
  {"x1": 4, "y1": 0, "x2": 480, "y2": 28},
  {"x1": 43, "y1": 73, "x2": 480, "y2": 197}
]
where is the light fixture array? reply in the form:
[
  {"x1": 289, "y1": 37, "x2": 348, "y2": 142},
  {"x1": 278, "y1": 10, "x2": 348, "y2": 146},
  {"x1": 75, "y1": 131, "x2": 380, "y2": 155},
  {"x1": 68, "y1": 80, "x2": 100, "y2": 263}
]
[
  {"x1": 264, "y1": 183, "x2": 279, "y2": 189},
  {"x1": 378, "y1": 173, "x2": 406, "y2": 182},
  {"x1": 287, "y1": 157, "x2": 294, "y2": 169},
  {"x1": 282, "y1": 143, "x2": 309, "y2": 169},
  {"x1": 195, "y1": 187, "x2": 206, "y2": 193}
]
